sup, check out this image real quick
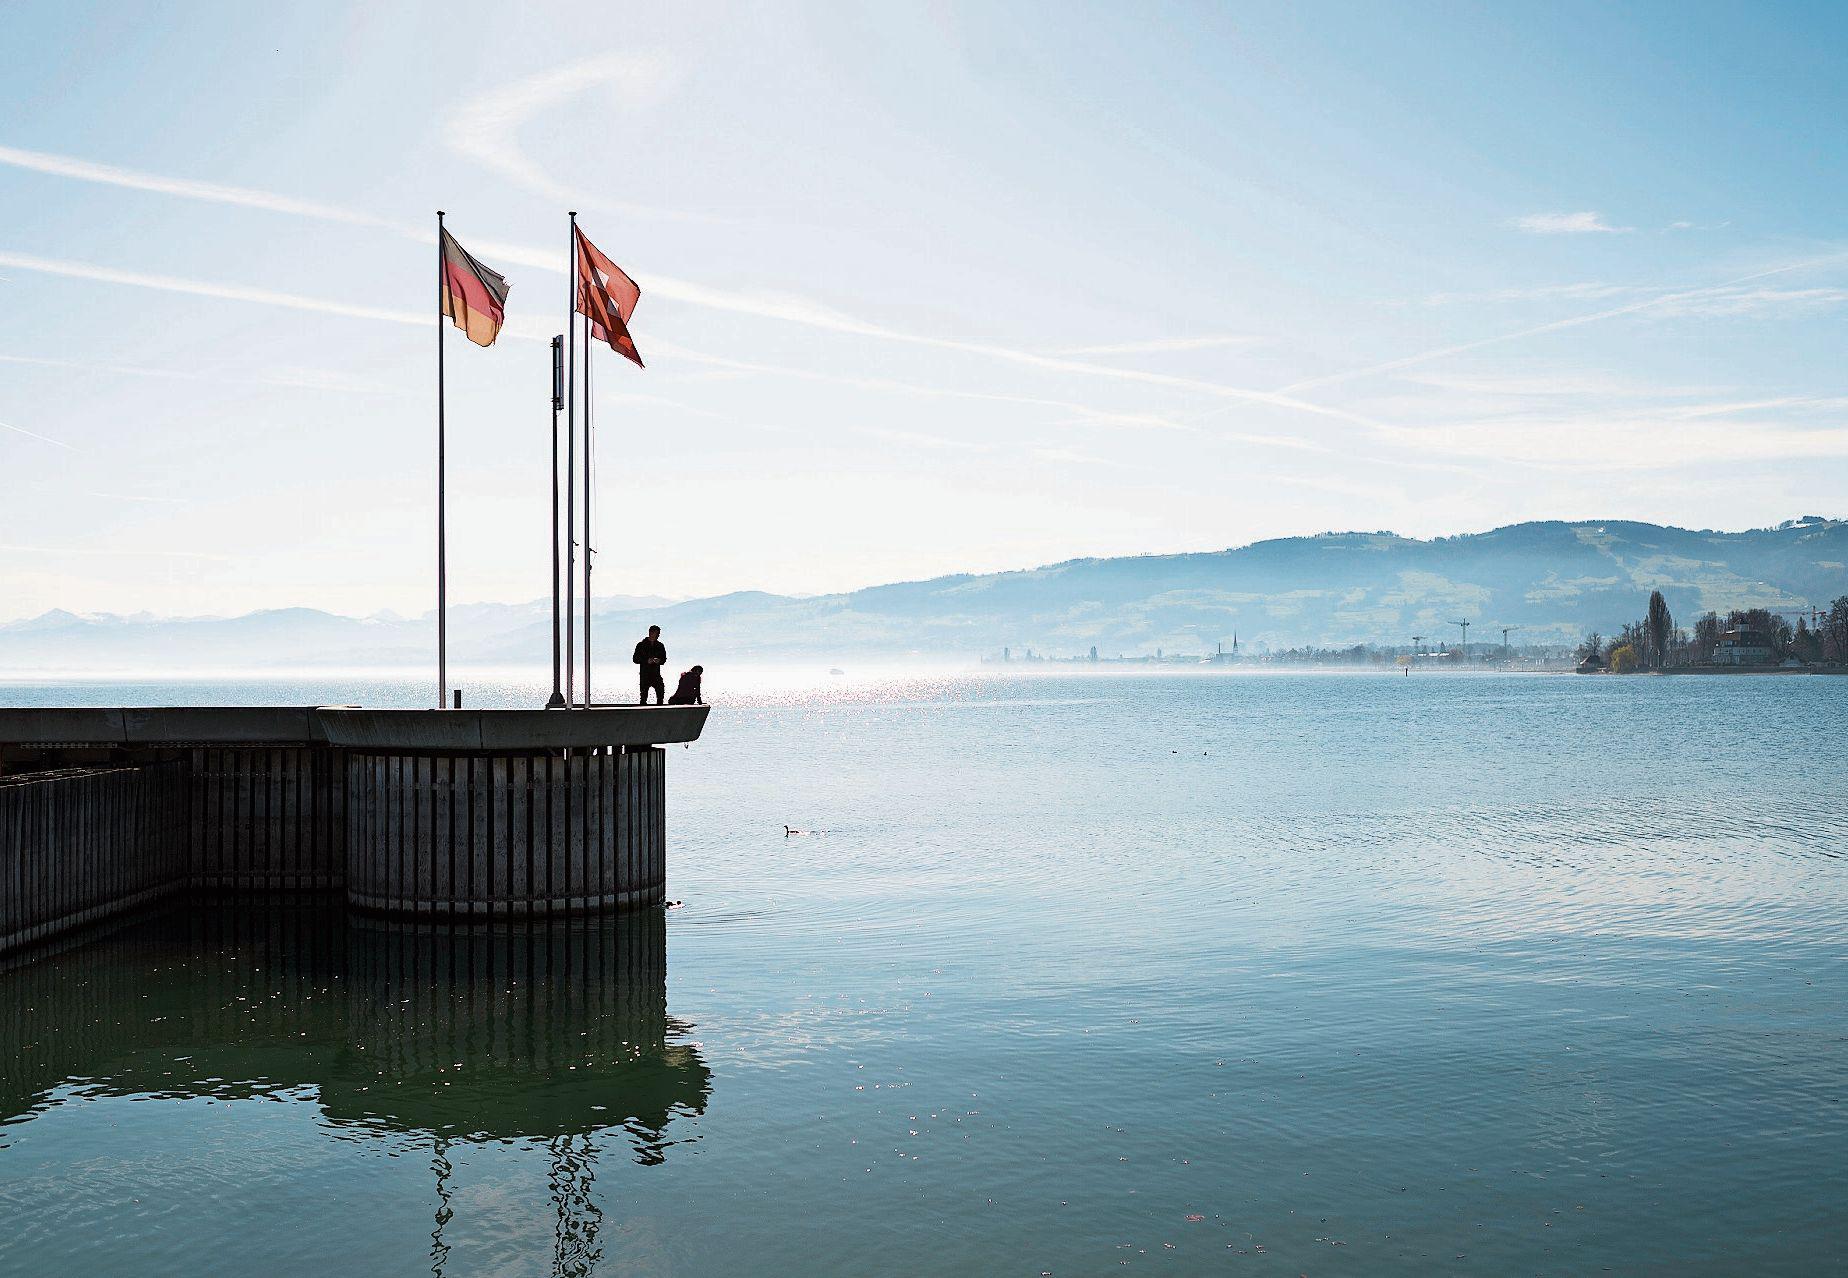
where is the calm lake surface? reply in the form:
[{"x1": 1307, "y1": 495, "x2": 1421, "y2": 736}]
[{"x1": 1, "y1": 668, "x2": 1845, "y2": 1275}]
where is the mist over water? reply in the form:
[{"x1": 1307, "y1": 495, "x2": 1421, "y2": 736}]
[{"x1": 2, "y1": 669, "x2": 1846, "y2": 1274}]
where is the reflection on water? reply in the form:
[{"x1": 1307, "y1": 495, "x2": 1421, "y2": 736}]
[{"x1": 0, "y1": 903, "x2": 707, "y2": 1275}]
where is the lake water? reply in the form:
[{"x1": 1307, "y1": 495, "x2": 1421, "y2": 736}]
[{"x1": 1, "y1": 668, "x2": 1845, "y2": 1275}]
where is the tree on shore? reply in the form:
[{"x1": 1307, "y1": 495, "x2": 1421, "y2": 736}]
[
  {"x1": 1823, "y1": 597, "x2": 1848, "y2": 663},
  {"x1": 1576, "y1": 632, "x2": 1603, "y2": 664},
  {"x1": 1623, "y1": 593, "x2": 1848, "y2": 667},
  {"x1": 1692, "y1": 611, "x2": 1721, "y2": 663},
  {"x1": 1608, "y1": 644, "x2": 1639, "y2": 674},
  {"x1": 1617, "y1": 620, "x2": 1646, "y2": 663},
  {"x1": 1645, "y1": 590, "x2": 1673, "y2": 668}
]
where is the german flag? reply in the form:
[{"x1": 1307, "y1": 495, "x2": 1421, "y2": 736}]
[{"x1": 439, "y1": 228, "x2": 510, "y2": 347}]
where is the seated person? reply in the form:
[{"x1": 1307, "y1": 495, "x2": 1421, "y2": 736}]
[{"x1": 667, "y1": 664, "x2": 705, "y2": 705}]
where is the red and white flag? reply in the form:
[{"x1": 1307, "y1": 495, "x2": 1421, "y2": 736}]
[{"x1": 573, "y1": 227, "x2": 643, "y2": 368}]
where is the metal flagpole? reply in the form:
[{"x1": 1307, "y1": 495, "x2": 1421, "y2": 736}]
[
  {"x1": 546, "y1": 334, "x2": 565, "y2": 708},
  {"x1": 435, "y1": 211, "x2": 448, "y2": 710},
  {"x1": 565, "y1": 213, "x2": 578, "y2": 708},
  {"x1": 582, "y1": 318, "x2": 593, "y2": 705}
]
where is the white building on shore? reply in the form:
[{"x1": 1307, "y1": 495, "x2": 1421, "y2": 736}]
[{"x1": 1713, "y1": 627, "x2": 1775, "y2": 666}]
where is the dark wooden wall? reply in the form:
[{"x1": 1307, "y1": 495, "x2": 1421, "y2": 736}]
[
  {"x1": 0, "y1": 745, "x2": 668, "y2": 956},
  {"x1": 0, "y1": 763, "x2": 188, "y2": 956},
  {"x1": 345, "y1": 748, "x2": 666, "y2": 917},
  {"x1": 189, "y1": 747, "x2": 345, "y2": 892}
]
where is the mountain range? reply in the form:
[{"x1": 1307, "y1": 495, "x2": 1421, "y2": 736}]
[{"x1": 3, "y1": 518, "x2": 1844, "y2": 670}]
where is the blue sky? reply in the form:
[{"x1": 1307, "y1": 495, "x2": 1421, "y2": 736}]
[{"x1": 3, "y1": 0, "x2": 1846, "y2": 619}]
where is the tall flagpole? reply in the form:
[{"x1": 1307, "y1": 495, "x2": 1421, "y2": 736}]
[
  {"x1": 582, "y1": 318, "x2": 593, "y2": 705},
  {"x1": 546, "y1": 334, "x2": 565, "y2": 708},
  {"x1": 565, "y1": 213, "x2": 578, "y2": 708},
  {"x1": 435, "y1": 210, "x2": 448, "y2": 710}
]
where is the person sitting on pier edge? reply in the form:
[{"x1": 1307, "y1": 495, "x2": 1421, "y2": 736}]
[
  {"x1": 668, "y1": 664, "x2": 704, "y2": 705},
  {"x1": 633, "y1": 626, "x2": 667, "y2": 705}
]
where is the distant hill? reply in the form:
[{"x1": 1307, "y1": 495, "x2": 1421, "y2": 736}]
[
  {"x1": 533, "y1": 516, "x2": 1844, "y2": 660},
  {"x1": 3, "y1": 519, "x2": 1844, "y2": 670},
  {"x1": 0, "y1": 594, "x2": 673, "y2": 672}
]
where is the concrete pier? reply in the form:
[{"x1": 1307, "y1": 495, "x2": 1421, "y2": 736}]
[{"x1": 0, "y1": 705, "x2": 707, "y2": 955}]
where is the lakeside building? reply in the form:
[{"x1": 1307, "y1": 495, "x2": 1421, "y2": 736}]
[{"x1": 1713, "y1": 627, "x2": 1775, "y2": 666}]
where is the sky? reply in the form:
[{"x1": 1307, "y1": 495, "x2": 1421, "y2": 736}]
[{"x1": 3, "y1": 0, "x2": 1847, "y2": 621}]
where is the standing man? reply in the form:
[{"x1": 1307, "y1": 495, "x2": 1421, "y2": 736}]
[{"x1": 633, "y1": 625, "x2": 667, "y2": 705}]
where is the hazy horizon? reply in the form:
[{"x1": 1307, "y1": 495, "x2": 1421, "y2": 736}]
[
  {"x1": 6, "y1": 516, "x2": 1840, "y2": 673},
  {"x1": 3, "y1": 509, "x2": 1838, "y2": 628}
]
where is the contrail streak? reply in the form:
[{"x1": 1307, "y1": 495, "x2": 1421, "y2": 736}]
[
  {"x1": 1279, "y1": 255, "x2": 1848, "y2": 394},
  {"x1": 0, "y1": 249, "x2": 428, "y2": 327},
  {"x1": 0, "y1": 143, "x2": 405, "y2": 231},
  {"x1": 0, "y1": 419, "x2": 78, "y2": 451},
  {"x1": 0, "y1": 542, "x2": 228, "y2": 560},
  {"x1": 0, "y1": 143, "x2": 1389, "y2": 436}
]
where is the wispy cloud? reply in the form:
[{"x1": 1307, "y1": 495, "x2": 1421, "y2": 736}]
[
  {"x1": 1, "y1": 352, "x2": 209, "y2": 382},
  {"x1": 1650, "y1": 285, "x2": 1848, "y2": 318},
  {"x1": 0, "y1": 419, "x2": 78, "y2": 451},
  {"x1": 1402, "y1": 413, "x2": 1848, "y2": 471},
  {"x1": 0, "y1": 66, "x2": 695, "y2": 240},
  {"x1": 1372, "y1": 379, "x2": 1848, "y2": 422},
  {"x1": 1043, "y1": 335, "x2": 1258, "y2": 357},
  {"x1": 1511, "y1": 211, "x2": 1632, "y2": 235},
  {"x1": 648, "y1": 329, "x2": 1407, "y2": 440},
  {"x1": 1279, "y1": 253, "x2": 1848, "y2": 393},
  {"x1": 1422, "y1": 281, "x2": 1642, "y2": 306},
  {"x1": 0, "y1": 542, "x2": 229, "y2": 560},
  {"x1": 0, "y1": 249, "x2": 429, "y2": 328},
  {"x1": 1656, "y1": 393, "x2": 1848, "y2": 419},
  {"x1": 592, "y1": 391, "x2": 758, "y2": 426},
  {"x1": 1422, "y1": 279, "x2": 1847, "y2": 318},
  {"x1": 82, "y1": 490, "x2": 187, "y2": 504},
  {"x1": 0, "y1": 143, "x2": 405, "y2": 231},
  {"x1": 860, "y1": 424, "x2": 993, "y2": 453},
  {"x1": 2, "y1": 352, "x2": 407, "y2": 395},
  {"x1": 1352, "y1": 370, "x2": 1848, "y2": 471},
  {"x1": 442, "y1": 50, "x2": 698, "y2": 221},
  {"x1": 1029, "y1": 445, "x2": 1110, "y2": 465},
  {"x1": 652, "y1": 340, "x2": 1417, "y2": 466},
  {"x1": 257, "y1": 366, "x2": 413, "y2": 395},
  {"x1": 1387, "y1": 369, "x2": 1705, "y2": 400},
  {"x1": 0, "y1": 144, "x2": 1389, "y2": 441},
  {"x1": 16, "y1": 186, "x2": 1831, "y2": 477},
  {"x1": 0, "y1": 245, "x2": 1395, "y2": 470}
]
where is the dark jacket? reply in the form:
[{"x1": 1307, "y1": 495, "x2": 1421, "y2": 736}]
[
  {"x1": 668, "y1": 669, "x2": 703, "y2": 705},
  {"x1": 633, "y1": 637, "x2": 666, "y2": 671}
]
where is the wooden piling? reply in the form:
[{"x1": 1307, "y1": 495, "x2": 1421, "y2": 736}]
[
  {"x1": 0, "y1": 764, "x2": 188, "y2": 956},
  {"x1": 344, "y1": 748, "x2": 665, "y2": 917}
]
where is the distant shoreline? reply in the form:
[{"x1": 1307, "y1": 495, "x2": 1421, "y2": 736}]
[{"x1": 1574, "y1": 665, "x2": 1848, "y2": 677}]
